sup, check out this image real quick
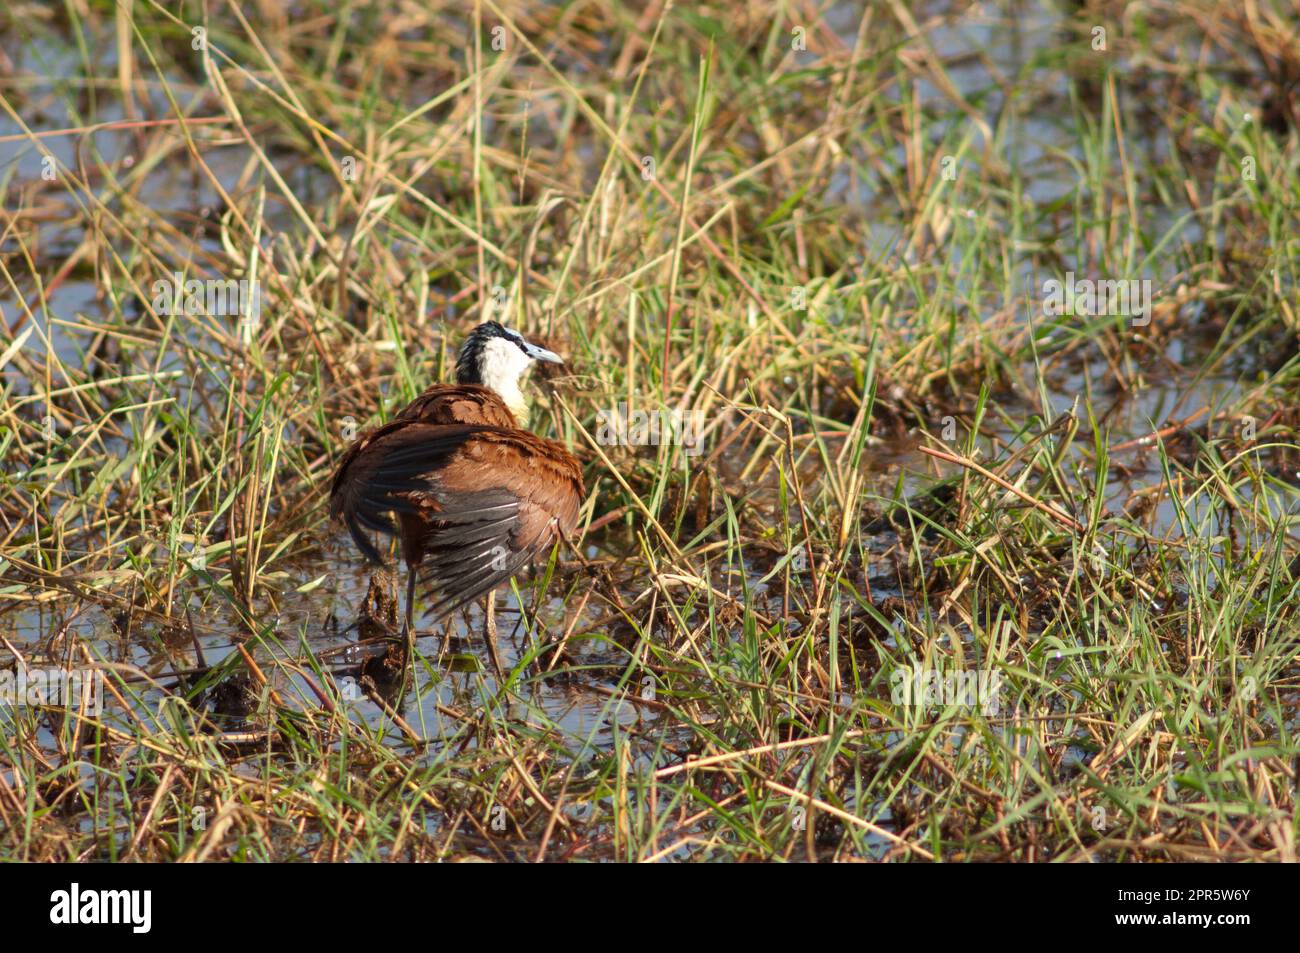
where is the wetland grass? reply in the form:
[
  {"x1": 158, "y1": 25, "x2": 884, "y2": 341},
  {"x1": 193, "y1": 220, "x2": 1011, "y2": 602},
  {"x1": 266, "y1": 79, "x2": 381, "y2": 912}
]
[{"x1": 0, "y1": 0, "x2": 1297, "y2": 863}]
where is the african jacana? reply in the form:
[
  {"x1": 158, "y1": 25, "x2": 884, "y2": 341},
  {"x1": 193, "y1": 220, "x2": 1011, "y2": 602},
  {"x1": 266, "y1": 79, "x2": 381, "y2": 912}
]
[{"x1": 330, "y1": 321, "x2": 584, "y2": 642}]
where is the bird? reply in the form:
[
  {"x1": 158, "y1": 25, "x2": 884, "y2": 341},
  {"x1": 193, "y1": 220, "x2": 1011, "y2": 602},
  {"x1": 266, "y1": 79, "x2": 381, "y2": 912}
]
[{"x1": 329, "y1": 321, "x2": 585, "y2": 648}]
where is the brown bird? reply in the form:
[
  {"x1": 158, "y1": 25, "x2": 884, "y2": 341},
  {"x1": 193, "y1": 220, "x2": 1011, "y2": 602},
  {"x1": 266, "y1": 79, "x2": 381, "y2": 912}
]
[{"x1": 330, "y1": 321, "x2": 584, "y2": 641}]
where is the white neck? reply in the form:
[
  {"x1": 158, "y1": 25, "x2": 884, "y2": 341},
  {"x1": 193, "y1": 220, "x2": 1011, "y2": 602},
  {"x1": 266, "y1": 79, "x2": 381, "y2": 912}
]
[{"x1": 479, "y1": 337, "x2": 531, "y2": 426}]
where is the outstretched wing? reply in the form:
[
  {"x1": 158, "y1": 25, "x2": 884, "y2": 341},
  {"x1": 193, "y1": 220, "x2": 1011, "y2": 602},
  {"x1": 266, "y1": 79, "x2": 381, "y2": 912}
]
[
  {"x1": 415, "y1": 429, "x2": 583, "y2": 618},
  {"x1": 329, "y1": 421, "x2": 584, "y2": 618},
  {"x1": 328, "y1": 421, "x2": 483, "y2": 564}
]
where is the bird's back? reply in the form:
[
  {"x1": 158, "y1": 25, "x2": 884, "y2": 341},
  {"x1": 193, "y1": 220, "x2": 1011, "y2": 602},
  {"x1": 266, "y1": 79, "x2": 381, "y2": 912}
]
[
  {"x1": 328, "y1": 382, "x2": 584, "y2": 617},
  {"x1": 394, "y1": 383, "x2": 521, "y2": 427},
  {"x1": 329, "y1": 383, "x2": 518, "y2": 530}
]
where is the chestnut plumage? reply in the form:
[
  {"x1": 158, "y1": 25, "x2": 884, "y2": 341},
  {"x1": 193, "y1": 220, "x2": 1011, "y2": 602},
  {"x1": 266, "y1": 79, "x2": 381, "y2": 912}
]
[{"x1": 330, "y1": 322, "x2": 583, "y2": 633}]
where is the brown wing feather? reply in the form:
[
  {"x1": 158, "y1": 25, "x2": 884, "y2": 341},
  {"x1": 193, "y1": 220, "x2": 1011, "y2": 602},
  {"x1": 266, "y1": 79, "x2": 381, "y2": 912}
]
[
  {"x1": 329, "y1": 421, "x2": 482, "y2": 563},
  {"x1": 329, "y1": 416, "x2": 584, "y2": 619},
  {"x1": 415, "y1": 429, "x2": 582, "y2": 618},
  {"x1": 438, "y1": 430, "x2": 583, "y2": 539},
  {"x1": 329, "y1": 384, "x2": 519, "y2": 558}
]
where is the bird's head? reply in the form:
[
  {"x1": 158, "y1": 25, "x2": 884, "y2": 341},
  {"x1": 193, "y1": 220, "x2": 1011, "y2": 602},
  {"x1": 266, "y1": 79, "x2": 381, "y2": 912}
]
[{"x1": 455, "y1": 321, "x2": 563, "y2": 425}]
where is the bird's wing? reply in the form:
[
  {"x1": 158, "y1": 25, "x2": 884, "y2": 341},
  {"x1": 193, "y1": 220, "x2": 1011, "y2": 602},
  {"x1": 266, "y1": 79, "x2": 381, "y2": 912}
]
[
  {"x1": 414, "y1": 429, "x2": 584, "y2": 619},
  {"x1": 329, "y1": 422, "x2": 483, "y2": 564},
  {"x1": 329, "y1": 421, "x2": 584, "y2": 620}
]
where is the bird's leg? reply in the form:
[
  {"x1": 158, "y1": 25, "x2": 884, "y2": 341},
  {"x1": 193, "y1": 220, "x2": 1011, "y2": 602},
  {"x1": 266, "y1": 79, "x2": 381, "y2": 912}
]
[
  {"x1": 403, "y1": 563, "x2": 417, "y2": 640},
  {"x1": 400, "y1": 561, "x2": 416, "y2": 634},
  {"x1": 484, "y1": 593, "x2": 504, "y2": 679}
]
